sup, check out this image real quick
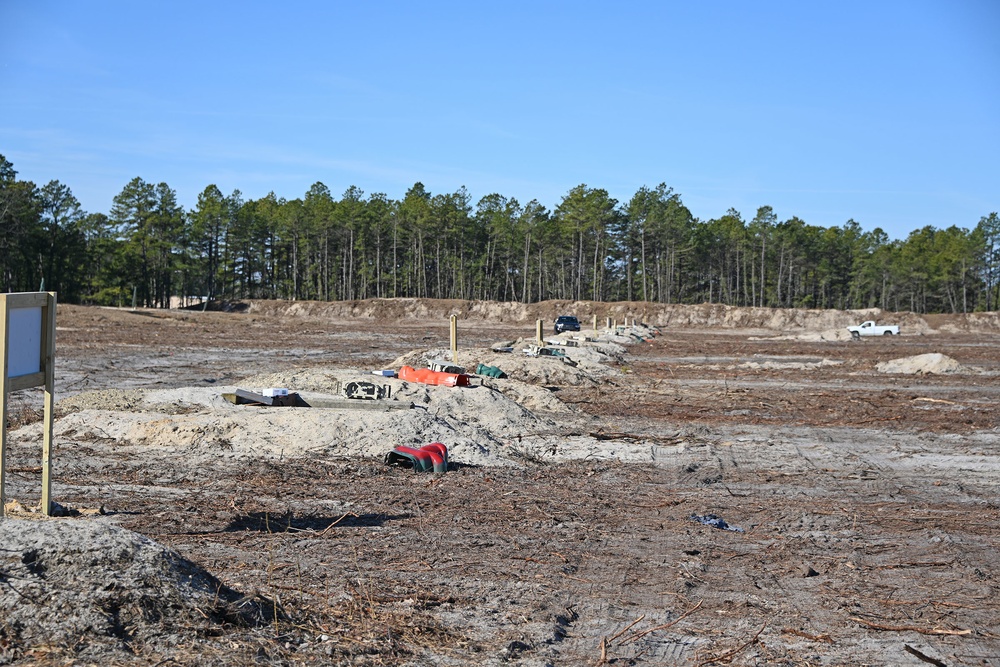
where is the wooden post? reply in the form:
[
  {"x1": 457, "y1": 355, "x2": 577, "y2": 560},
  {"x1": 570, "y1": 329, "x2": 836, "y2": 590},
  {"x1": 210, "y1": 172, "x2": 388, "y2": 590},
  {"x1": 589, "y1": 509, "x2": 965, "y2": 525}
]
[
  {"x1": 592, "y1": 314, "x2": 598, "y2": 332},
  {"x1": 0, "y1": 295, "x2": 8, "y2": 518},
  {"x1": 450, "y1": 314, "x2": 458, "y2": 363},
  {"x1": 536, "y1": 319, "x2": 543, "y2": 345},
  {"x1": 606, "y1": 317, "x2": 612, "y2": 330},
  {"x1": 41, "y1": 292, "x2": 56, "y2": 515}
]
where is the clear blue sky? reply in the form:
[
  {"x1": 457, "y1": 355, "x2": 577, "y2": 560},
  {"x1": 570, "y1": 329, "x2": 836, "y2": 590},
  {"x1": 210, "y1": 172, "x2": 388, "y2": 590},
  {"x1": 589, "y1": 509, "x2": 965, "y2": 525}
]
[{"x1": 2, "y1": 1, "x2": 997, "y2": 239}]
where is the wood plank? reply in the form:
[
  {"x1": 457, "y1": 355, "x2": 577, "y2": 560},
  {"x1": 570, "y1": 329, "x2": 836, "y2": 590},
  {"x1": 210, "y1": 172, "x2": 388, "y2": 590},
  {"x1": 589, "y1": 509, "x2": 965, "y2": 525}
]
[
  {"x1": 306, "y1": 399, "x2": 413, "y2": 411},
  {"x1": 7, "y1": 372, "x2": 45, "y2": 392},
  {"x1": 3, "y1": 292, "x2": 49, "y2": 308},
  {"x1": 234, "y1": 389, "x2": 275, "y2": 405}
]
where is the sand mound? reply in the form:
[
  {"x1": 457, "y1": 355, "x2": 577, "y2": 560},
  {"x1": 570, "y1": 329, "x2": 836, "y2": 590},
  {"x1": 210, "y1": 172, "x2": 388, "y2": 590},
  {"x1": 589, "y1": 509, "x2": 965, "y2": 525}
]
[
  {"x1": 37, "y1": 324, "x2": 706, "y2": 469},
  {"x1": 49, "y1": 367, "x2": 566, "y2": 466},
  {"x1": 876, "y1": 353, "x2": 965, "y2": 375},
  {"x1": 0, "y1": 519, "x2": 267, "y2": 658},
  {"x1": 927, "y1": 311, "x2": 1000, "y2": 333},
  {"x1": 738, "y1": 359, "x2": 844, "y2": 371},
  {"x1": 756, "y1": 328, "x2": 855, "y2": 342},
  {"x1": 389, "y1": 343, "x2": 622, "y2": 389},
  {"x1": 245, "y1": 363, "x2": 576, "y2": 415},
  {"x1": 198, "y1": 298, "x2": 951, "y2": 334},
  {"x1": 58, "y1": 388, "x2": 145, "y2": 413}
]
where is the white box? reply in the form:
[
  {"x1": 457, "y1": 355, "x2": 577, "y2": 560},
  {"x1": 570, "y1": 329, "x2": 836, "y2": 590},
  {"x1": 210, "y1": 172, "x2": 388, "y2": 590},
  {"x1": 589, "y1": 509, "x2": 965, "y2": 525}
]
[{"x1": 261, "y1": 387, "x2": 289, "y2": 397}]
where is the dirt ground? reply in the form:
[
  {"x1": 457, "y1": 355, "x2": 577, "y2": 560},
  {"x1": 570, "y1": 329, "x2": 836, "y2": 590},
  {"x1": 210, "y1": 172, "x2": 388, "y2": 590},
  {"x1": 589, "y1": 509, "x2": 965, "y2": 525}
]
[{"x1": 2, "y1": 300, "x2": 999, "y2": 666}]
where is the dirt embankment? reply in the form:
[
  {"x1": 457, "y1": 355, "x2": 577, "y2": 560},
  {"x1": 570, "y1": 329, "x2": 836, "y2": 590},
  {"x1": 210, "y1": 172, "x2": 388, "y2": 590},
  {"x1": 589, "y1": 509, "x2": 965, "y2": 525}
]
[{"x1": 203, "y1": 297, "x2": 980, "y2": 334}]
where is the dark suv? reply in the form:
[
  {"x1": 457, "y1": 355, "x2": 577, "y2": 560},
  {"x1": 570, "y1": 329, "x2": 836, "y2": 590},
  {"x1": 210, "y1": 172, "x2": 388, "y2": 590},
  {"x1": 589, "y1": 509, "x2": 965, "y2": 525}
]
[{"x1": 554, "y1": 315, "x2": 581, "y2": 334}]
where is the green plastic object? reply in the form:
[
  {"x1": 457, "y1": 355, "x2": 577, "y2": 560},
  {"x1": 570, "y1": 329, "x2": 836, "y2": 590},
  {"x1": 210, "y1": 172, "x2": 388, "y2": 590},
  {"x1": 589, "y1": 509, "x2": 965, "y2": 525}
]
[{"x1": 475, "y1": 363, "x2": 506, "y2": 379}]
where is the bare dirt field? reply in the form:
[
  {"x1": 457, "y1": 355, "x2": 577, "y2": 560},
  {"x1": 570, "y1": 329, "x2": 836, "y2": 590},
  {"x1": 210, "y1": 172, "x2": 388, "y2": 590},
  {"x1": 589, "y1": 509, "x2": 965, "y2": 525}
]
[{"x1": 2, "y1": 299, "x2": 999, "y2": 666}]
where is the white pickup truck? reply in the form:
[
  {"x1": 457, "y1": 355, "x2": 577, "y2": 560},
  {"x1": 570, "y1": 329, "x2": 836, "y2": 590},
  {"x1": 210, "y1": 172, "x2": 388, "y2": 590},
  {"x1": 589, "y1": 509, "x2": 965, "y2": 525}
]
[{"x1": 847, "y1": 321, "x2": 899, "y2": 338}]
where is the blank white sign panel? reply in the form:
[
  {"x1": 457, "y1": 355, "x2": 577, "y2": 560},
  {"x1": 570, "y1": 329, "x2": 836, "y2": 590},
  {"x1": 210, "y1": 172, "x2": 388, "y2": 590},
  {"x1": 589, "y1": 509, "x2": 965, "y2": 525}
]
[{"x1": 8, "y1": 306, "x2": 43, "y2": 378}]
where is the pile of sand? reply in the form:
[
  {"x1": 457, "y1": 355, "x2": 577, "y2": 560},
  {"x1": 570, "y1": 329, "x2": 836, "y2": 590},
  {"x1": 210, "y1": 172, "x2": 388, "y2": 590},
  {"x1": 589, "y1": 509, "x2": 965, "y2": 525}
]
[
  {"x1": 926, "y1": 311, "x2": 1000, "y2": 333},
  {"x1": 876, "y1": 353, "x2": 965, "y2": 375},
  {"x1": 50, "y1": 366, "x2": 573, "y2": 466},
  {"x1": 58, "y1": 388, "x2": 145, "y2": 413},
  {"x1": 38, "y1": 323, "x2": 703, "y2": 469},
  {"x1": 738, "y1": 359, "x2": 843, "y2": 371},
  {"x1": 44, "y1": 326, "x2": 689, "y2": 468},
  {"x1": 0, "y1": 519, "x2": 267, "y2": 659},
  {"x1": 389, "y1": 342, "x2": 623, "y2": 388},
  {"x1": 220, "y1": 298, "x2": 941, "y2": 334},
  {"x1": 756, "y1": 328, "x2": 855, "y2": 342}
]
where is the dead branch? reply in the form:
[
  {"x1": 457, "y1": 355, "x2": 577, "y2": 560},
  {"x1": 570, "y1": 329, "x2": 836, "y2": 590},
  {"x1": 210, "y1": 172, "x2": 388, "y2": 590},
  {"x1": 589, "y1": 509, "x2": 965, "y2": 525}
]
[
  {"x1": 695, "y1": 622, "x2": 767, "y2": 666},
  {"x1": 619, "y1": 600, "x2": 703, "y2": 644},
  {"x1": 607, "y1": 614, "x2": 645, "y2": 643},
  {"x1": 593, "y1": 636, "x2": 609, "y2": 666},
  {"x1": 589, "y1": 431, "x2": 682, "y2": 444},
  {"x1": 903, "y1": 644, "x2": 947, "y2": 667},
  {"x1": 317, "y1": 512, "x2": 359, "y2": 536},
  {"x1": 850, "y1": 617, "x2": 972, "y2": 636},
  {"x1": 879, "y1": 561, "x2": 955, "y2": 569},
  {"x1": 781, "y1": 627, "x2": 833, "y2": 643}
]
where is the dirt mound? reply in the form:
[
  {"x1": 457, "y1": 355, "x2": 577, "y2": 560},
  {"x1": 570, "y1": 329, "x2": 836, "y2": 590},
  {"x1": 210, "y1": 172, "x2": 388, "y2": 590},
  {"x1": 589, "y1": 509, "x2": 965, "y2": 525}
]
[
  {"x1": 926, "y1": 311, "x2": 1000, "y2": 333},
  {"x1": 0, "y1": 519, "x2": 267, "y2": 661},
  {"x1": 389, "y1": 345, "x2": 620, "y2": 387},
  {"x1": 58, "y1": 388, "x2": 145, "y2": 413},
  {"x1": 234, "y1": 370, "x2": 343, "y2": 395},
  {"x1": 198, "y1": 298, "x2": 961, "y2": 334},
  {"x1": 47, "y1": 368, "x2": 567, "y2": 466},
  {"x1": 876, "y1": 353, "x2": 965, "y2": 375},
  {"x1": 649, "y1": 304, "x2": 932, "y2": 333},
  {"x1": 738, "y1": 358, "x2": 843, "y2": 371},
  {"x1": 757, "y1": 327, "x2": 855, "y2": 341}
]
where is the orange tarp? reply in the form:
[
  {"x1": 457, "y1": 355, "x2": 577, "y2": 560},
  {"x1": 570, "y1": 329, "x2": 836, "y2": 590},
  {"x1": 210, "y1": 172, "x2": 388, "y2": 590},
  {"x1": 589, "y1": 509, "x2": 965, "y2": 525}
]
[{"x1": 398, "y1": 365, "x2": 471, "y2": 387}]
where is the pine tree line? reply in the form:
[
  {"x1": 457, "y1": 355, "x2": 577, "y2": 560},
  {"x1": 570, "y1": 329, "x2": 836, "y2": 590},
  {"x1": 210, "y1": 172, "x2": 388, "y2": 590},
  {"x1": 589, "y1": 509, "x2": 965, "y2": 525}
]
[{"x1": 2, "y1": 154, "x2": 998, "y2": 313}]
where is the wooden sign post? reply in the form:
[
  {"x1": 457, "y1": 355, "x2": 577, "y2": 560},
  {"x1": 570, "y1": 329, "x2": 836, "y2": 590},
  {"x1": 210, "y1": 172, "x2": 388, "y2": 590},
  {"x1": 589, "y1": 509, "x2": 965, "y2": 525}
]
[
  {"x1": 450, "y1": 314, "x2": 458, "y2": 363},
  {"x1": 0, "y1": 292, "x2": 57, "y2": 518}
]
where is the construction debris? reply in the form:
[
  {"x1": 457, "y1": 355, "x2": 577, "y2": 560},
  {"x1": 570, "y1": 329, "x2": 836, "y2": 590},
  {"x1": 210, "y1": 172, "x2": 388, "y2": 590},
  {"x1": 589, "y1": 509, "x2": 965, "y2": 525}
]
[
  {"x1": 523, "y1": 345, "x2": 565, "y2": 358},
  {"x1": 428, "y1": 359, "x2": 466, "y2": 374},
  {"x1": 223, "y1": 389, "x2": 309, "y2": 406},
  {"x1": 342, "y1": 381, "x2": 391, "y2": 400},
  {"x1": 690, "y1": 514, "x2": 744, "y2": 532},
  {"x1": 398, "y1": 365, "x2": 473, "y2": 387},
  {"x1": 385, "y1": 443, "x2": 449, "y2": 473},
  {"x1": 475, "y1": 363, "x2": 506, "y2": 379}
]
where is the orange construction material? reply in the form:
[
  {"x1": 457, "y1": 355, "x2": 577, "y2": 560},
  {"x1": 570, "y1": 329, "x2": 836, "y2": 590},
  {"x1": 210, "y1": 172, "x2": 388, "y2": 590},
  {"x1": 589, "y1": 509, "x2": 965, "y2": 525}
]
[{"x1": 398, "y1": 365, "x2": 472, "y2": 387}]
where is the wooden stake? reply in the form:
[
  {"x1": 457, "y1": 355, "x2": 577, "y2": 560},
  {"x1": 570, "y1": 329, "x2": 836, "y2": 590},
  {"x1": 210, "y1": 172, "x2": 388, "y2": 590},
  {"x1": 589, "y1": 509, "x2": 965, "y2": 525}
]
[
  {"x1": 0, "y1": 294, "x2": 9, "y2": 518},
  {"x1": 450, "y1": 314, "x2": 458, "y2": 363},
  {"x1": 41, "y1": 292, "x2": 56, "y2": 516}
]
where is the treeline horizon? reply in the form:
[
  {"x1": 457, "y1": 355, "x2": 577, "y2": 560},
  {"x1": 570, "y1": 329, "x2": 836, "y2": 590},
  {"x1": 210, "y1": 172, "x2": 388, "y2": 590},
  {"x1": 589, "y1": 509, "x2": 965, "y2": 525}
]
[{"x1": 2, "y1": 153, "x2": 998, "y2": 314}]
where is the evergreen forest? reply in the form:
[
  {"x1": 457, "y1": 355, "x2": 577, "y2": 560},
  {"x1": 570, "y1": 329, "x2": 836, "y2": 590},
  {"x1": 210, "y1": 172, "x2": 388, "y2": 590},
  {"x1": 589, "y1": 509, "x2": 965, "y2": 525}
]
[{"x1": 2, "y1": 154, "x2": 998, "y2": 314}]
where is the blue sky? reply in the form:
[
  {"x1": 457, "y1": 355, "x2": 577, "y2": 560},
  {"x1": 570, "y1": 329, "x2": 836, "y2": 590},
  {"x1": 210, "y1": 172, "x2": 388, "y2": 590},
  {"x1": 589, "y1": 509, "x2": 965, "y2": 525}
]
[{"x1": 1, "y1": 1, "x2": 997, "y2": 239}]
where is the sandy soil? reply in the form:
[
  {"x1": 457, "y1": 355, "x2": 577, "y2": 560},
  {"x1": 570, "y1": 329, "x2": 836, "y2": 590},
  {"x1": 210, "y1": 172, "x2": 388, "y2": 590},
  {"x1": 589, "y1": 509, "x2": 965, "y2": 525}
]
[{"x1": 2, "y1": 299, "x2": 998, "y2": 666}]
